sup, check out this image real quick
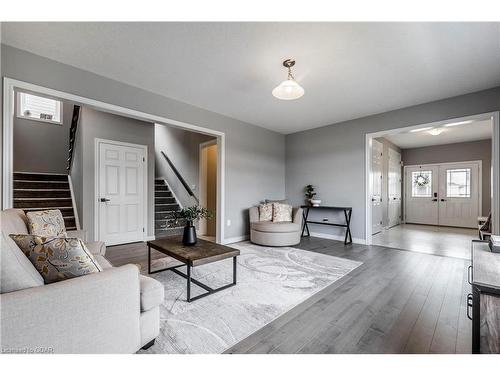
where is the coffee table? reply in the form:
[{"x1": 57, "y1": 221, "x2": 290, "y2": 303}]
[{"x1": 147, "y1": 237, "x2": 240, "y2": 302}]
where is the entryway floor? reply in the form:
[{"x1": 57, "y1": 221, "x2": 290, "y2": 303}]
[{"x1": 372, "y1": 224, "x2": 477, "y2": 259}]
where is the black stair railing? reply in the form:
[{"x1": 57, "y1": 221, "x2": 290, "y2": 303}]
[
  {"x1": 160, "y1": 151, "x2": 199, "y2": 204},
  {"x1": 67, "y1": 105, "x2": 81, "y2": 172}
]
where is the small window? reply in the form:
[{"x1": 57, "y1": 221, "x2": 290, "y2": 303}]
[
  {"x1": 446, "y1": 168, "x2": 471, "y2": 198},
  {"x1": 411, "y1": 170, "x2": 432, "y2": 197},
  {"x1": 17, "y1": 92, "x2": 63, "y2": 124}
]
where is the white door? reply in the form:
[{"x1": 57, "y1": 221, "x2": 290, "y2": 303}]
[
  {"x1": 371, "y1": 139, "x2": 383, "y2": 234},
  {"x1": 387, "y1": 148, "x2": 402, "y2": 228},
  {"x1": 438, "y1": 162, "x2": 480, "y2": 228},
  {"x1": 405, "y1": 165, "x2": 439, "y2": 225},
  {"x1": 98, "y1": 140, "x2": 146, "y2": 245}
]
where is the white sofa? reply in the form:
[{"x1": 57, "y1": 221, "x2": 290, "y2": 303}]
[
  {"x1": 0, "y1": 208, "x2": 164, "y2": 353},
  {"x1": 249, "y1": 206, "x2": 303, "y2": 246}
]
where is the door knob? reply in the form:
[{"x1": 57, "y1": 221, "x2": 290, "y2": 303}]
[
  {"x1": 100, "y1": 198, "x2": 111, "y2": 202},
  {"x1": 441, "y1": 199, "x2": 447, "y2": 202},
  {"x1": 432, "y1": 199, "x2": 438, "y2": 201}
]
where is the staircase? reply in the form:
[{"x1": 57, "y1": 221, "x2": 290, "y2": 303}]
[
  {"x1": 155, "y1": 178, "x2": 184, "y2": 238},
  {"x1": 13, "y1": 172, "x2": 78, "y2": 230}
]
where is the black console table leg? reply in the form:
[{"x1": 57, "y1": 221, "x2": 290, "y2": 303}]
[
  {"x1": 301, "y1": 207, "x2": 310, "y2": 237},
  {"x1": 344, "y1": 209, "x2": 353, "y2": 245}
]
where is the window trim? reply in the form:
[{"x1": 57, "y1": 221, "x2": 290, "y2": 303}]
[{"x1": 16, "y1": 91, "x2": 64, "y2": 125}]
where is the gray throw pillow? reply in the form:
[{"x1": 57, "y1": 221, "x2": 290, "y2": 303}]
[{"x1": 9, "y1": 234, "x2": 102, "y2": 284}]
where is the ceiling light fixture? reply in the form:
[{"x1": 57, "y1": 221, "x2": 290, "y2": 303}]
[
  {"x1": 410, "y1": 127, "x2": 433, "y2": 133},
  {"x1": 444, "y1": 120, "x2": 474, "y2": 127},
  {"x1": 428, "y1": 128, "x2": 445, "y2": 136},
  {"x1": 272, "y1": 59, "x2": 304, "y2": 100}
]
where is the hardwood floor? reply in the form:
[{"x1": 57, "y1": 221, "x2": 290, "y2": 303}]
[{"x1": 106, "y1": 236, "x2": 472, "y2": 354}]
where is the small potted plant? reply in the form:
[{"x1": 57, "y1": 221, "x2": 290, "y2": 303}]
[
  {"x1": 304, "y1": 184, "x2": 321, "y2": 206},
  {"x1": 173, "y1": 205, "x2": 213, "y2": 246}
]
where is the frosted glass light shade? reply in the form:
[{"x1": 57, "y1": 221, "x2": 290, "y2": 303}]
[{"x1": 272, "y1": 79, "x2": 305, "y2": 100}]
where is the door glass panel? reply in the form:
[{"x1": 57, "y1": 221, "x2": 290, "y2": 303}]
[
  {"x1": 411, "y1": 171, "x2": 432, "y2": 197},
  {"x1": 446, "y1": 168, "x2": 471, "y2": 197}
]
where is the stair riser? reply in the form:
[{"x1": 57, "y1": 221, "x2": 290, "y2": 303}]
[
  {"x1": 14, "y1": 190, "x2": 71, "y2": 198},
  {"x1": 155, "y1": 204, "x2": 179, "y2": 212},
  {"x1": 64, "y1": 218, "x2": 76, "y2": 228},
  {"x1": 13, "y1": 173, "x2": 68, "y2": 182},
  {"x1": 23, "y1": 207, "x2": 75, "y2": 217},
  {"x1": 155, "y1": 198, "x2": 176, "y2": 204},
  {"x1": 14, "y1": 181, "x2": 70, "y2": 190},
  {"x1": 14, "y1": 199, "x2": 73, "y2": 209},
  {"x1": 155, "y1": 192, "x2": 173, "y2": 198}
]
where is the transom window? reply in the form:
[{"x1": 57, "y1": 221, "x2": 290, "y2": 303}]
[
  {"x1": 17, "y1": 92, "x2": 63, "y2": 125},
  {"x1": 411, "y1": 170, "x2": 432, "y2": 197},
  {"x1": 446, "y1": 168, "x2": 471, "y2": 198}
]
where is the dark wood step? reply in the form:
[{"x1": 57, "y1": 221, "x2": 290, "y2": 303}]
[
  {"x1": 14, "y1": 198, "x2": 73, "y2": 209},
  {"x1": 155, "y1": 227, "x2": 184, "y2": 237},
  {"x1": 155, "y1": 191, "x2": 172, "y2": 198},
  {"x1": 155, "y1": 185, "x2": 169, "y2": 191},
  {"x1": 155, "y1": 211, "x2": 180, "y2": 220},
  {"x1": 14, "y1": 181, "x2": 70, "y2": 190},
  {"x1": 13, "y1": 172, "x2": 68, "y2": 182},
  {"x1": 155, "y1": 197, "x2": 176, "y2": 204},
  {"x1": 64, "y1": 217, "x2": 76, "y2": 229},
  {"x1": 23, "y1": 207, "x2": 75, "y2": 217},
  {"x1": 13, "y1": 189, "x2": 71, "y2": 198},
  {"x1": 155, "y1": 203, "x2": 180, "y2": 212}
]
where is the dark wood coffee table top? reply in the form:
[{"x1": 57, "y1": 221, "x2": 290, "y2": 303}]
[{"x1": 147, "y1": 236, "x2": 240, "y2": 267}]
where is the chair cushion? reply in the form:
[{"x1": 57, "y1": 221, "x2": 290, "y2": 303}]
[
  {"x1": 258, "y1": 203, "x2": 273, "y2": 221},
  {"x1": 272, "y1": 202, "x2": 293, "y2": 222},
  {"x1": 85, "y1": 241, "x2": 106, "y2": 256},
  {"x1": 26, "y1": 210, "x2": 66, "y2": 237},
  {"x1": 0, "y1": 232, "x2": 44, "y2": 293},
  {"x1": 1, "y1": 208, "x2": 29, "y2": 236},
  {"x1": 9, "y1": 234, "x2": 103, "y2": 284},
  {"x1": 139, "y1": 275, "x2": 164, "y2": 312},
  {"x1": 251, "y1": 221, "x2": 300, "y2": 233}
]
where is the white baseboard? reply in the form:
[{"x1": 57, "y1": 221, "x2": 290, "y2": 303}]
[
  {"x1": 309, "y1": 231, "x2": 366, "y2": 245},
  {"x1": 222, "y1": 235, "x2": 249, "y2": 245},
  {"x1": 144, "y1": 235, "x2": 155, "y2": 242}
]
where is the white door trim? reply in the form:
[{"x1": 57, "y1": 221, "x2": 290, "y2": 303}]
[
  {"x1": 198, "y1": 139, "x2": 217, "y2": 236},
  {"x1": 2, "y1": 77, "x2": 226, "y2": 244},
  {"x1": 94, "y1": 138, "x2": 148, "y2": 244},
  {"x1": 365, "y1": 111, "x2": 499, "y2": 245}
]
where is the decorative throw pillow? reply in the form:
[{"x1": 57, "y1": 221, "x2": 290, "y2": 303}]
[
  {"x1": 258, "y1": 203, "x2": 273, "y2": 221},
  {"x1": 9, "y1": 234, "x2": 102, "y2": 284},
  {"x1": 26, "y1": 209, "x2": 67, "y2": 237},
  {"x1": 272, "y1": 202, "x2": 293, "y2": 222}
]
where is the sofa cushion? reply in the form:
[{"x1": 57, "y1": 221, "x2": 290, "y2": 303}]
[
  {"x1": 10, "y1": 234, "x2": 103, "y2": 284},
  {"x1": 85, "y1": 241, "x2": 107, "y2": 256},
  {"x1": 94, "y1": 254, "x2": 113, "y2": 269},
  {"x1": 272, "y1": 202, "x2": 293, "y2": 222},
  {"x1": 139, "y1": 275, "x2": 164, "y2": 312},
  {"x1": 26, "y1": 210, "x2": 67, "y2": 237},
  {"x1": 258, "y1": 203, "x2": 273, "y2": 221},
  {"x1": 251, "y1": 221, "x2": 300, "y2": 233},
  {"x1": 0, "y1": 232, "x2": 44, "y2": 293},
  {"x1": 1, "y1": 208, "x2": 29, "y2": 236}
]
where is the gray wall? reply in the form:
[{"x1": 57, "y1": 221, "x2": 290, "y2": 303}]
[
  {"x1": 402, "y1": 139, "x2": 492, "y2": 214},
  {"x1": 154, "y1": 124, "x2": 214, "y2": 208},
  {"x1": 13, "y1": 93, "x2": 74, "y2": 174},
  {"x1": 286, "y1": 87, "x2": 500, "y2": 241},
  {"x1": 72, "y1": 107, "x2": 155, "y2": 240},
  {"x1": 1, "y1": 44, "x2": 286, "y2": 240}
]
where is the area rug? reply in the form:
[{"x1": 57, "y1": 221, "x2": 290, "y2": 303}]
[{"x1": 140, "y1": 241, "x2": 361, "y2": 354}]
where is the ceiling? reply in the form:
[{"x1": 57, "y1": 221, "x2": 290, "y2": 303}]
[
  {"x1": 385, "y1": 119, "x2": 492, "y2": 149},
  {"x1": 2, "y1": 22, "x2": 500, "y2": 134}
]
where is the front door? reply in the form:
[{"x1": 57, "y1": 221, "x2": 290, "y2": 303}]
[
  {"x1": 387, "y1": 148, "x2": 402, "y2": 228},
  {"x1": 371, "y1": 139, "x2": 383, "y2": 234},
  {"x1": 405, "y1": 165, "x2": 439, "y2": 225},
  {"x1": 98, "y1": 140, "x2": 146, "y2": 245},
  {"x1": 438, "y1": 162, "x2": 480, "y2": 228}
]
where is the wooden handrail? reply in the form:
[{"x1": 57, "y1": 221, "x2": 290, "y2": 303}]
[
  {"x1": 160, "y1": 151, "x2": 199, "y2": 204},
  {"x1": 66, "y1": 105, "x2": 81, "y2": 172}
]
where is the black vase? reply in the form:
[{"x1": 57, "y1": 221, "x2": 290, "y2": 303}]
[{"x1": 182, "y1": 221, "x2": 197, "y2": 246}]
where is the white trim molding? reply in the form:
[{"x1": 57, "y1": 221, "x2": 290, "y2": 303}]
[
  {"x1": 222, "y1": 235, "x2": 250, "y2": 245},
  {"x1": 3, "y1": 77, "x2": 226, "y2": 244},
  {"x1": 309, "y1": 231, "x2": 366, "y2": 245}
]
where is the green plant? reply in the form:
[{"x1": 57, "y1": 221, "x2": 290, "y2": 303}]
[
  {"x1": 174, "y1": 205, "x2": 214, "y2": 226},
  {"x1": 304, "y1": 184, "x2": 316, "y2": 200}
]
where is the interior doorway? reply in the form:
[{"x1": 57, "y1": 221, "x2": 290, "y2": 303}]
[
  {"x1": 199, "y1": 140, "x2": 218, "y2": 242},
  {"x1": 365, "y1": 113, "x2": 499, "y2": 258}
]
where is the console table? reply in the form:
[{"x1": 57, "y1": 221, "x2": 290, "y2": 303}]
[{"x1": 300, "y1": 205, "x2": 353, "y2": 245}]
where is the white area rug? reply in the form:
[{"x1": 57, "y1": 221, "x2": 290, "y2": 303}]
[{"x1": 141, "y1": 241, "x2": 361, "y2": 354}]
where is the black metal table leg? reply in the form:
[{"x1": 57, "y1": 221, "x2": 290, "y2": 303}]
[
  {"x1": 148, "y1": 245, "x2": 151, "y2": 274},
  {"x1": 187, "y1": 263, "x2": 191, "y2": 302},
  {"x1": 233, "y1": 256, "x2": 237, "y2": 284},
  {"x1": 343, "y1": 209, "x2": 352, "y2": 245},
  {"x1": 301, "y1": 207, "x2": 311, "y2": 237}
]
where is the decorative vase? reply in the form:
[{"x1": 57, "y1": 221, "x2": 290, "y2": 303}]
[
  {"x1": 182, "y1": 221, "x2": 197, "y2": 246},
  {"x1": 310, "y1": 199, "x2": 322, "y2": 207}
]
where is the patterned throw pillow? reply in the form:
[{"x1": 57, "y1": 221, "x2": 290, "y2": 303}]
[
  {"x1": 9, "y1": 234, "x2": 102, "y2": 284},
  {"x1": 272, "y1": 202, "x2": 293, "y2": 222},
  {"x1": 26, "y1": 210, "x2": 67, "y2": 237},
  {"x1": 258, "y1": 203, "x2": 273, "y2": 221}
]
